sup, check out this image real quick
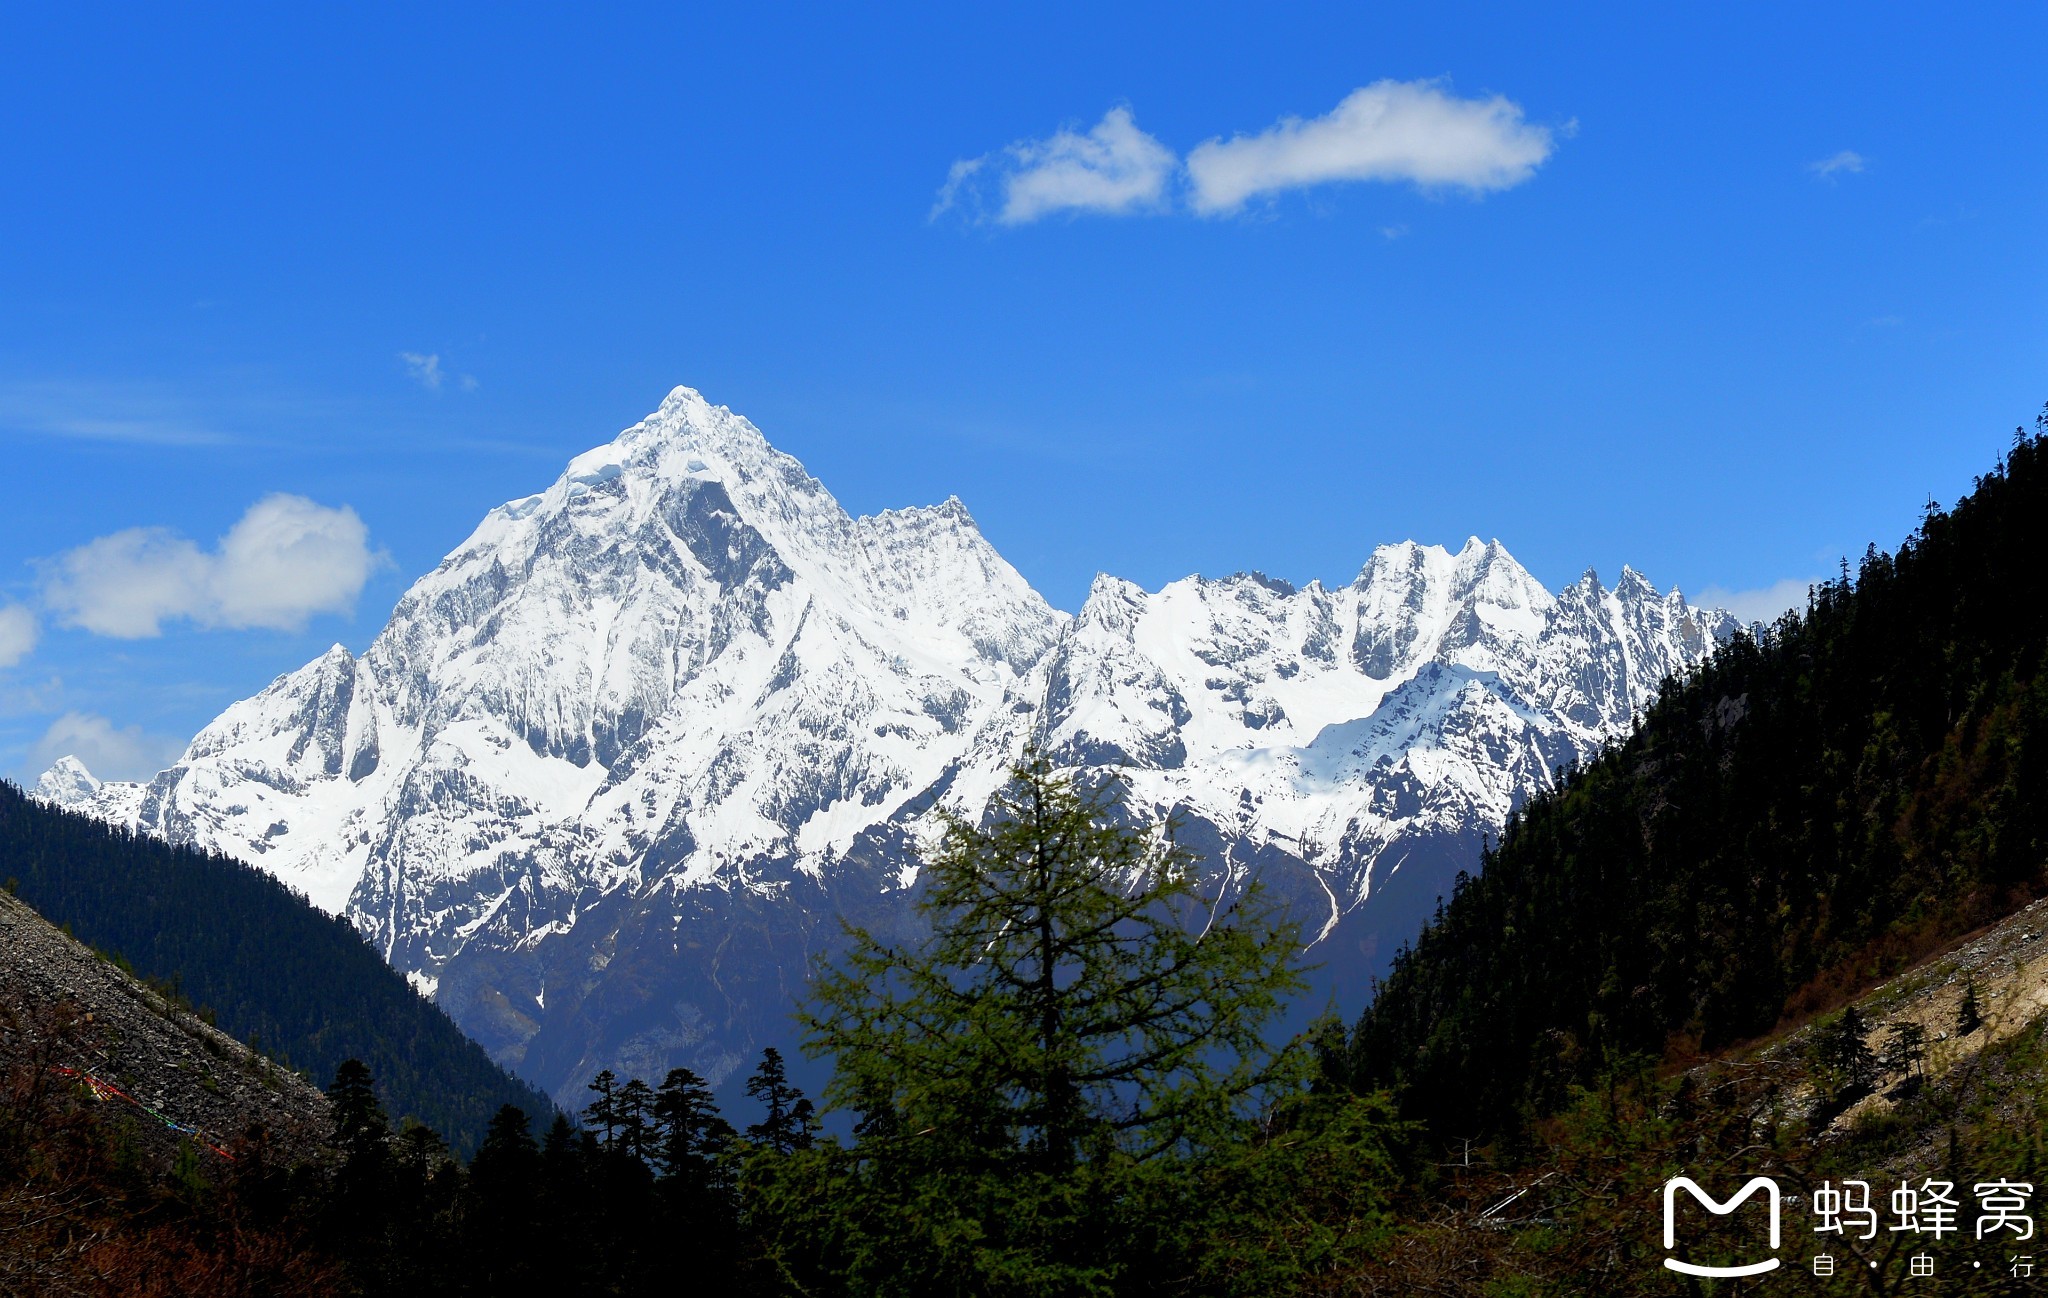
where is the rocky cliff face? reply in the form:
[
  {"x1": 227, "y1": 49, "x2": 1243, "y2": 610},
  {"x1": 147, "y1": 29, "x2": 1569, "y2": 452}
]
[{"x1": 45, "y1": 387, "x2": 1741, "y2": 1103}]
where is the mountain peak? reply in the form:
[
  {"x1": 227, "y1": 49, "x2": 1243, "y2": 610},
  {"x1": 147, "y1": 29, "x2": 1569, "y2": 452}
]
[
  {"x1": 1615, "y1": 565, "x2": 1661, "y2": 597},
  {"x1": 33, "y1": 754, "x2": 101, "y2": 806},
  {"x1": 54, "y1": 384, "x2": 1740, "y2": 1107},
  {"x1": 1353, "y1": 539, "x2": 1447, "y2": 586},
  {"x1": 613, "y1": 386, "x2": 779, "y2": 467}
]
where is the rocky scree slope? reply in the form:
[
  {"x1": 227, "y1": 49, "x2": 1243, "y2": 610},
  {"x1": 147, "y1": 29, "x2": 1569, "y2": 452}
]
[
  {"x1": 42, "y1": 387, "x2": 1741, "y2": 1104},
  {"x1": 0, "y1": 886, "x2": 329, "y2": 1164}
]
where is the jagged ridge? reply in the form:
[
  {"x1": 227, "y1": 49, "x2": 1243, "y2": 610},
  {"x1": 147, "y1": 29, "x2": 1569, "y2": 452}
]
[{"x1": 43, "y1": 386, "x2": 1739, "y2": 1103}]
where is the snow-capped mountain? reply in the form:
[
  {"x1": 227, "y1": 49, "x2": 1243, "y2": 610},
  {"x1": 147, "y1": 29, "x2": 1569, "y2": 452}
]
[{"x1": 43, "y1": 387, "x2": 1740, "y2": 1102}]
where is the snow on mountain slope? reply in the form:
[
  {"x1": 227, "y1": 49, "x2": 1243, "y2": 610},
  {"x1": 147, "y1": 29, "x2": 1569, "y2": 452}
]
[
  {"x1": 34, "y1": 755, "x2": 102, "y2": 806},
  {"x1": 41, "y1": 386, "x2": 1739, "y2": 1102},
  {"x1": 955, "y1": 541, "x2": 1739, "y2": 968}
]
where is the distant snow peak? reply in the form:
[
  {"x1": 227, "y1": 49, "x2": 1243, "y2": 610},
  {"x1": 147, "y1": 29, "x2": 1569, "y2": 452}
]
[
  {"x1": 38, "y1": 386, "x2": 1741, "y2": 1102},
  {"x1": 34, "y1": 755, "x2": 101, "y2": 807}
]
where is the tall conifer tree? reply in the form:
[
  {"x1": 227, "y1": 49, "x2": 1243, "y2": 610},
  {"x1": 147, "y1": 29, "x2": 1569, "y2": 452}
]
[{"x1": 790, "y1": 755, "x2": 1319, "y2": 1293}]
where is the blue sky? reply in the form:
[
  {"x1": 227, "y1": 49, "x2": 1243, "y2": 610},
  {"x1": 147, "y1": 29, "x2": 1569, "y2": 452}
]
[{"x1": 2, "y1": 2, "x2": 2044, "y2": 781}]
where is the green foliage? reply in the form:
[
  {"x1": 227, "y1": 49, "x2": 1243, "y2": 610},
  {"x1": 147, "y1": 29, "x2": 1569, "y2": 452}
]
[
  {"x1": 0, "y1": 780, "x2": 552, "y2": 1153},
  {"x1": 1813, "y1": 1005, "x2": 1880, "y2": 1104},
  {"x1": 1144, "y1": 1087, "x2": 1405, "y2": 1294},
  {"x1": 1879, "y1": 1018, "x2": 1927, "y2": 1077},
  {"x1": 756, "y1": 756, "x2": 1400, "y2": 1296},
  {"x1": 1351, "y1": 412, "x2": 2048, "y2": 1139},
  {"x1": 809, "y1": 756, "x2": 1307, "y2": 1166}
]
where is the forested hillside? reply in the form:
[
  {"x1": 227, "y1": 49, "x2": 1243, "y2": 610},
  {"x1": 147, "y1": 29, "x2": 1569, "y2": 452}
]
[
  {"x1": 1350, "y1": 412, "x2": 2048, "y2": 1137},
  {"x1": 0, "y1": 782, "x2": 554, "y2": 1152}
]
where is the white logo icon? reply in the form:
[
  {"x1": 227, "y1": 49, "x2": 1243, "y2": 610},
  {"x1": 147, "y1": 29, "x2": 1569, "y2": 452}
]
[{"x1": 1663, "y1": 1176, "x2": 1783, "y2": 1277}]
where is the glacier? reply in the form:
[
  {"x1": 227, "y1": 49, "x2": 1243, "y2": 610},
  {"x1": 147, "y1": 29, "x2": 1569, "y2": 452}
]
[{"x1": 40, "y1": 386, "x2": 1742, "y2": 1103}]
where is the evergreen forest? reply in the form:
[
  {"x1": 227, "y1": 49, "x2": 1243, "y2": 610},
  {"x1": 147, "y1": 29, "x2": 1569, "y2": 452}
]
[{"x1": 1349, "y1": 410, "x2": 2048, "y2": 1143}]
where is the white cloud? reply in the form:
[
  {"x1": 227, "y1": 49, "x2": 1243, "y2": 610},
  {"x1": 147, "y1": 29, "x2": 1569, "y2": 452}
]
[
  {"x1": 29, "y1": 711, "x2": 185, "y2": 783},
  {"x1": 929, "y1": 157, "x2": 985, "y2": 220},
  {"x1": 40, "y1": 530, "x2": 208, "y2": 638},
  {"x1": 1695, "y1": 577, "x2": 1816, "y2": 625},
  {"x1": 936, "y1": 83, "x2": 1558, "y2": 226},
  {"x1": 400, "y1": 352, "x2": 445, "y2": 390},
  {"x1": 400, "y1": 351, "x2": 478, "y2": 392},
  {"x1": 1185, "y1": 80, "x2": 1556, "y2": 214},
  {"x1": 0, "y1": 605, "x2": 36, "y2": 668},
  {"x1": 1809, "y1": 150, "x2": 1865, "y2": 180},
  {"x1": 40, "y1": 494, "x2": 386, "y2": 638},
  {"x1": 936, "y1": 107, "x2": 1177, "y2": 225}
]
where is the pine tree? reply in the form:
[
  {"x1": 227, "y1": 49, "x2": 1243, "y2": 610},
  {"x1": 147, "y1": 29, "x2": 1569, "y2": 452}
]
[
  {"x1": 327, "y1": 1058, "x2": 389, "y2": 1159},
  {"x1": 542, "y1": 1110, "x2": 579, "y2": 1161},
  {"x1": 323, "y1": 1060, "x2": 399, "y2": 1293},
  {"x1": 653, "y1": 1066, "x2": 733, "y2": 1185},
  {"x1": 811, "y1": 756, "x2": 1306, "y2": 1167},
  {"x1": 744, "y1": 1048, "x2": 816, "y2": 1155},
  {"x1": 469, "y1": 1105, "x2": 539, "y2": 1186},
  {"x1": 1818, "y1": 1006, "x2": 1880, "y2": 1099},
  {"x1": 463, "y1": 1106, "x2": 542, "y2": 1292},
  {"x1": 534, "y1": 1113, "x2": 590, "y2": 1293},
  {"x1": 1956, "y1": 981, "x2": 1984, "y2": 1035},
  {"x1": 792, "y1": 755, "x2": 1318, "y2": 1291},
  {"x1": 395, "y1": 1120, "x2": 452, "y2": 1177},
  {"x1": 1880, "y1": 1020, "x2": 1928, "y2": 1078},
  {"x1": 650, "y1": 1066, "x2": 742, "y2": 1282},
  {"x1": 584, "y1": 1069, "x2": 622, "y2": 1148},
  {"x1": 618, "y1": 1076, "x2": 656, "y2": 1166}
]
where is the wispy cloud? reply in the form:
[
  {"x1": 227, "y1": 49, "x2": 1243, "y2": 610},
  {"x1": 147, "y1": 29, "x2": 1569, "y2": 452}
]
[
  {"x1": 1695, "y1": 577, "x2": 1817, "y2": 624},
  {"x1": 0, "y1": 382, "x2": 235, "y2": 446},
  {"x1": 401, "y1": 351, "x2": 445, "y2": 389},
  {"x1": 40, "y1": 494, "x2": 388, "y2": 638},
  {"x1": 935, "y1": 107, "x2": 1177, "y2": 225},
  {"x1": 0, "y1": 605, "x2": 36, "y2": 668},
  {"x1": 400, "y1": 351, "x2": 479, "y2": 393},
  {"x1": 1808, "y1": 149, "x2": 1865, "y2": 180},
  {"x1": 29, "y1": 711, "x2": 185, "y2": 783},
  {"x1": 1185, "y1": 80, "x2": 1556, "y2": 214},
  {"x1": 34, "y1": 418, "x2": 233, "y2": 446},
  {"x1": 930, "y1": 157, "x2": 985, "y2": 221},
  {"x1": 0, "y1": 673, "x2": 63, "y2": 719}
]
